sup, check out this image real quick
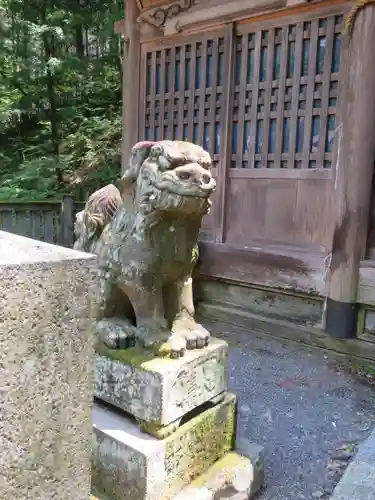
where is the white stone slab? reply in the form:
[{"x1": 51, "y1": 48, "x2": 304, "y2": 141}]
[
  {"x1": 94, "y1": 338, "x2": 228, "y2": 426},
  {"x1": 92, "y1": 404, "x2": 163, "y2": 455},
  {"x1": 0, "y1": 230, "x2": 96, "y2": 264}
]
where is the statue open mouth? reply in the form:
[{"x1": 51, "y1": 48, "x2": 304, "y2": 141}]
[
  {"x1": 148, "y1": 161, "x2": 216, "y2": 200},
  {"x1": 152, "y1": 179, "x2": 216, "y2": 198}
]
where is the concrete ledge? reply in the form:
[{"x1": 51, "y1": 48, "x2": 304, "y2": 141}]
[
  {"x1": 0, "y1": 231, "x2": 97, "y2": 500},
  {"x1": 330, "y1": 427, "x2": 375, "y2": 500}
]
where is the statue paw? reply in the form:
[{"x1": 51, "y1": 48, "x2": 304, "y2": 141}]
[
  {"x1": 172, "y1": 320, "x2": 211, "y2": 350},
  {"x1": 185, "y1": 327, "x2": 210, "y2": 349},
  {"x1": 136, "y1": 325, "x2": 171, "y2": 348},
  {"x1": 156, "y1": 335, "x2": 187, "y2": 359},
  {"x1": 136, "y1": 326, "x2": 186, "y2": 358},
  {"x1": 96, "y1": 318, "x2": 136, "y2": 349}
]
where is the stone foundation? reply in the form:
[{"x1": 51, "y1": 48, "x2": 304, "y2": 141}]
[
  {"x1": 174, "y1": 441, "x2": 264, "y2": 500},
  {"x1": 92, "y1": 338, "x2": 265, "y2": 499},
  {"x1": 92, "y1": 393, "x2": 236, "y2": 500}
]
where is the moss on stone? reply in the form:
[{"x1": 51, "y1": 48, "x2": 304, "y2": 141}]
[
  {"x1": 95, "y1": 343, "x2": 155, "y2": 368},
  {"x1": 213, "y1": 451, "x2": 248, "y2": 469},
  {"x1": 153, "y1": 341, "x2": 173, "y2": 358},
  {"x1": 138, "y1": 419, "x2": 179, "y2": 439},
  {"x1": 164, "y1": 393, "x2": 237, "y2": 495},
  {"x1": 189, "y1": 451, "x2": 248, "y2": 489},
  {"x1": 95, "y1": 342, "x2": 179, "y2": 370}
]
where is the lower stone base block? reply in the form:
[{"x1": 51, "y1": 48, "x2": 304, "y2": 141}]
[
  {"x1": 174, "y1": 440, "x2": 264, "y2": 500},
  {"x1": 92, "y1": 393, "x2": 236, "y2": 500}
]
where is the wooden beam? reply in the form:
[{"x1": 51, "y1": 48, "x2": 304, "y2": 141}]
[
  {"x1": 214, "y1": 23, "x2": 234, "y2": 243},
  {"x1": 196, "y1": 241, "x2": 327, "y2": 296},
  {"x1": 197, "y1": 302, "x2": 375, "y2": 368},
  {"x1": 326, "y1": 5, "x2": 375, "y2": 338},
  {"x1": 358, "y1": 261, "x2": 375, "y2": 306},
  {"x1": 122, "y1": 0, "x2": 141, "y2": 174},
  {"x1": 164, "y1": 0, "x2": 285, "y2": 34}
]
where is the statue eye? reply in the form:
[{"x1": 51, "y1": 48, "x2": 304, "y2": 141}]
[{"x1": 178, "y1": 172, "x2": 190, "y2": 180}]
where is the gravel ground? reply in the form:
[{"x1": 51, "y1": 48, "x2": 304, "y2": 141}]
[{"x1": 205, "y1": 321, "x2": 375, "y2": 500}]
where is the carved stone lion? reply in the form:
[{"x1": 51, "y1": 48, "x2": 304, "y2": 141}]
[{"x1": 74, "y1": 140, "x2": 216, "y2": 357}]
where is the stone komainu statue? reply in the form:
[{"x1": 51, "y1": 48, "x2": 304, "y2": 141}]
[{"x1": 74, "y1": 140, "x2": 216, "y2": 357}]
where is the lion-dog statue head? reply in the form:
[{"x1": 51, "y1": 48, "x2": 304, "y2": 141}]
[
  {"x1": 119, "y1": 140, "x2": 216, "y2": 224},
  {"x1": 74, "y1": 140, "x2": 216, "y2": 358}
]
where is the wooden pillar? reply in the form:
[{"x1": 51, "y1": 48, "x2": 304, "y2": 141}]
[
  {"x1": 326, "y1": 5, "x2": 375, "y2": 338},
  {"x1": 215, "y1": 23, "x2": 234, "y2": 243},
  {"x1": 122, "y1": 0, "x2": 141, "y2": 174}
]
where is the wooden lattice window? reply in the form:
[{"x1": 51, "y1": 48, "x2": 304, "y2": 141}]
[
  {"x1": 231, "y1": 14, "x2": 343, "y2": 169},
  {"x1": 141, "y1": 32, "x2": 226, "y2": 167}
]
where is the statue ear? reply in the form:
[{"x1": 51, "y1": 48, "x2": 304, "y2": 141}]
[
  {"x1": 73, "y1": 211, "x2": 84, "y2": 242},
  {"x1": 119, "y1": 141, "x2": 156, "y2": 190}
]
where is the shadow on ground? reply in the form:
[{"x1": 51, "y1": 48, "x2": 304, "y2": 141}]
[{"x1": 205, "y1": 321, "x2": 375, "y2": 500}]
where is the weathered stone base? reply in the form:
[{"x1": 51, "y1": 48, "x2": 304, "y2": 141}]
[
  {"x1": 94, "y1": 338, "x2": 228, "y2": 427},
  {"x1": 92, "y1": 393, "x2": 236, "y2": 500},
  {"x1": 91, "y1": 437, "x2": 264, "y2": 500},
  {"x1": 174, "y1": 440, "x2": 264, "y2": 499}
]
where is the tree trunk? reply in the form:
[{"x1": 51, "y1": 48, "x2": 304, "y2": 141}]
[{"x1": 41, "y1": 9, "x2": 61, "y2": 183}]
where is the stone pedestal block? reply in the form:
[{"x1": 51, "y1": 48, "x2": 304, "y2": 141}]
[
  {"x1": 0, "y1": 231, "x2": 97, "y2": 500},
  {"x1": 94, "y1": 338, "x2": 228, "y2": 427},
  {"x1": 92, "y1": 393, "x2": 236, "y2": 500},
  {"x1": 174, "y1": 440, "x2": 264, "y2": 500}
]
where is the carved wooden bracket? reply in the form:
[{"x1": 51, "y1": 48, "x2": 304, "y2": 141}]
[
  {"x1": 164, "y1": 0, "x2": 286, "y2": 35},
  {"x1": 137, "y1": 0, "x2": 199, "y2": 29}
]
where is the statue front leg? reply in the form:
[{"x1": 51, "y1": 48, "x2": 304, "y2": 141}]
[
  {"x1": 96, "y1": 318, "x2": 136, "y2": 349},
  {"x1": 165, "y1": 276, "x2": 210, "y2": 350},
  {"x1": 96, "y1": 270, "x2": 137, "y2": 349},
  {"x1": 130, "y1": 283, "x2": 187, "y2": 358}
]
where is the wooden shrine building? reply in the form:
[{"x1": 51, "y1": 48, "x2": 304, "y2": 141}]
[{"x1": 115, "y1": 0, "x2": 375, "y2": 363}]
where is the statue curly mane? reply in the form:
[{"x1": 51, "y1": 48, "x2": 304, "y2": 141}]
[{"x1": 74, "y1": 183, "x2": 122, "y2": 252}]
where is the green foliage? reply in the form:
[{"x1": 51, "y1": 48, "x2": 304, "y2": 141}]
[{"x1": 0, "y1": 0, "x2": 124, "y2": 200}]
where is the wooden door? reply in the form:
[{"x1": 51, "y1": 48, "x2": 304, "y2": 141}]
[
  {"x1": 225, "y1": 8, "x2": 344, "y2": 252},
  {"x1": 138, "y1": 4, "x2": 345, "y2": 255},
  {"x1": 139, "y1": 29, "x2": 230, "y2": 241}
]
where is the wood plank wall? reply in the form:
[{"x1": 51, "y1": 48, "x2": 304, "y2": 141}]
[
  {"x1": 138, "y1": 4, "x2": 345, "y2": 296},
  {"x1": 0, "y1": 198, "x2": 84, "y2": 247}
]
